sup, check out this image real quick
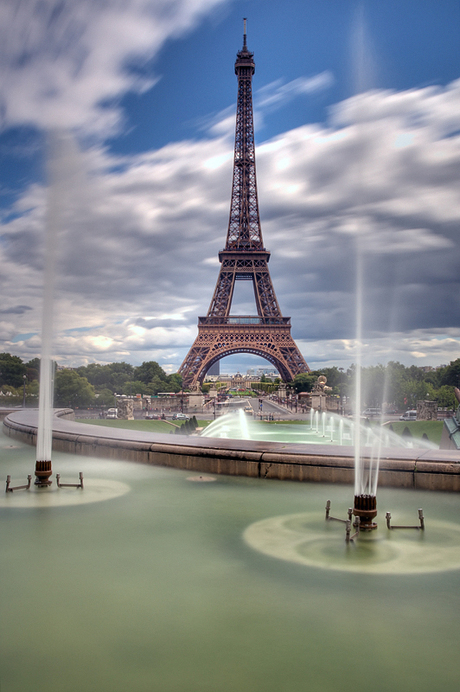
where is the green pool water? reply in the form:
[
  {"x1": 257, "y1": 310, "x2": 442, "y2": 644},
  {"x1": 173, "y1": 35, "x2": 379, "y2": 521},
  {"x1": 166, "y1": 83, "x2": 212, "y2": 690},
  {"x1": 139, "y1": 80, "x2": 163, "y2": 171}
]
[{"x1": 1, "y1": 430, "x2": 459, "y2": 692}]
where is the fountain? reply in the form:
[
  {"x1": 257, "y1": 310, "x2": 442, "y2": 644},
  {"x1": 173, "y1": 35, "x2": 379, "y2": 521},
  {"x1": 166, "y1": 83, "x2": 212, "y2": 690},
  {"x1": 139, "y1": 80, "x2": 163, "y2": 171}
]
[
  {"x1": 5, "y1": 132, "x2": 85, "y2": 494},
  {"x1": 2, "y1": 425, "x2": 460, "y2": 692},
  {"x1": 2, "y1": 14, "x2": 460, "y2": 692},
  {"x1": 201, "y1": 407, "x2": 434, "y2": 449}
]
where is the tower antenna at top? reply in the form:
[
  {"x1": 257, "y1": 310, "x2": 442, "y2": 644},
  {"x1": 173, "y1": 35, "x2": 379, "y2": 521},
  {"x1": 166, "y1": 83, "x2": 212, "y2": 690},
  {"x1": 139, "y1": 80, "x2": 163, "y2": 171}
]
[{"x1": 243, "y1": 17, "x2": 247, "y2": 47}]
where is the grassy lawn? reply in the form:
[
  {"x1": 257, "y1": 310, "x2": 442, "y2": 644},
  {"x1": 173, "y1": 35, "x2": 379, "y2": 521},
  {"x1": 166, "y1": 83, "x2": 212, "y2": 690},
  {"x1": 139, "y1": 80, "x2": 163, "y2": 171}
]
[
  {"x1": 81, "y1": 418, "x2": 214, "y2": 433},
  {"x1": 385, "y1": 420, "x2": 443, "y2": 446},
  {"x1": 81, "y1": 419, "x2": 179, "y2": 434}
]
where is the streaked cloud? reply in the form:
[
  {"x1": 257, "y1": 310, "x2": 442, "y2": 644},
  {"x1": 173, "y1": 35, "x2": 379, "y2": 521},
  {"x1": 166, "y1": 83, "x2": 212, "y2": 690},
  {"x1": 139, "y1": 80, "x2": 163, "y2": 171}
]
[
  {"x1": 0, "y1": 0, "x2": 231, "y2": 137},
  {"x1": 255, "y1": 72, "x2": 334, "y2": 110},
  {"x1": 1, "y1": 77, "x2": 459, "y2": 369}
]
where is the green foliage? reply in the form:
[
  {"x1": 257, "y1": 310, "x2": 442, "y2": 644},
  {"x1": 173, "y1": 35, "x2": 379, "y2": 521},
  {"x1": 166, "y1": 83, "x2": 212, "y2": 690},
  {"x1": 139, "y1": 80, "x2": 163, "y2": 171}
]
[
  {"x1": 1, "y1": 351, "x2": 457, "y2": 418},
  {"x1": 25, "y1": 357, "x2": 40, "y2": 382},
  {"x1": 133, "y1": 361, "x2": 165, "y2": 384},
  {"x1": 435, "y1": 385, "x2": 457, "y2": 409},
  {"x1": 292, "y1": 373, "x2": 317, "y2": 394},
  {"x1": 167, "y1": 372, "x2": 183, "y2": 393},
  {"x1": 76, "y1": 362, "x2": 134, "y2": 392},
  {"x1": 54, "y1": 370, "x2": 95, "y2": 408},
  {"x1": 147, "y1": 375, "x2": 167, "y2": 394},
  {"x1": 439, "y1": 358, "x2": 460, "y2": 388},
  {"x1": 74, "y1": 360, "x2": 181, "y2": 395},
  {"x1": 95, "y1": 388, "x2": 116, "y2": 407},
  {"x1": 120, "y1": 380, "x2": 148, "y2": 396},
  {"x1": 251, "y1": 381, "x2": 277, "y2": 394},
  {"x1": 0, "y1": 353, "x2": 26, "y2": 388}
]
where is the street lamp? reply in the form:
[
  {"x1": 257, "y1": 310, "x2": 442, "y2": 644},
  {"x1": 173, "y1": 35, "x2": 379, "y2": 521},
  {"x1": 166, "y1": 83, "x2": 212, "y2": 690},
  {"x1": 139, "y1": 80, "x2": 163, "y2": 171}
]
[{"x1": 22, "y1": 374, "x2": 27, "y2": 408}]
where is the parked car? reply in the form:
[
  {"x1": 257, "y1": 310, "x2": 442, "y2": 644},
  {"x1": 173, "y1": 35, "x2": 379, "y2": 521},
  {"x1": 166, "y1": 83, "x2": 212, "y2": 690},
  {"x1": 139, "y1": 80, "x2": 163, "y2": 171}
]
[
  {"x1": 145, "y1": 413, "x2": 160, "y2": 420},
  {"x1": 362, "y1": 408, "x2": 382, "y2": 417},
  {"x1": 400, "y1": 410, "x2": 417, "y2": 421},
  {"x1": 172, "y1": 413, "x2": 189, "y2": 420}
]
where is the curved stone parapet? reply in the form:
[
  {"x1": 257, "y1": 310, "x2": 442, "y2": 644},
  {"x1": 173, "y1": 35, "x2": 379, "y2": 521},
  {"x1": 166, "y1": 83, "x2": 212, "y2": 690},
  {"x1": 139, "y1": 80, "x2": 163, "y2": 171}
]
[{"x1": 3, "y1": 409, "x2": 460, "y2": 491}]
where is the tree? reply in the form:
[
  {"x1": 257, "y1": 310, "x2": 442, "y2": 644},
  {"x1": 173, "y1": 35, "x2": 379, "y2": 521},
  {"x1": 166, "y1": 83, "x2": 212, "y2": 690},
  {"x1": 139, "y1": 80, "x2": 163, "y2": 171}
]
[
  {"x1": 292, "y1": 373, "x2": 317, "y2": 394},
  {"x1": 76, "y1": 362, "x2": 134, "y2": 392},
  {"x1": 166, "y1": 372, "x2": 182, "y2": 392},
  {"x1": 134, "y1": 361, "x2": 166, "y2": 385},
  {"x1": 95, "y1": 388, "x2": 116, "y2": 407},
  {"x1": 25, "y1": 357, "x2": 40, "y2": 383},
  {"x1": 121, "y1": 380, "x2": 147, "y2": 396},
  {"x1": 54, "y1": 370, "x2": 95, "y2": 408},
  {"x1": 0, "y1": 353, "x2": 26, "y2": 388},
  {"x1": 439, "y1": 359, "x2": 460, "y2": 388},
  {"x1": 361, "y1": 364, "x2": 386, "y2": 408},
  {"x1": 434, "y1": 385, "x2": 457, "y2": 409},
  {"x1": 146, "y1": 375, "x2": 167, "y2": 395}
]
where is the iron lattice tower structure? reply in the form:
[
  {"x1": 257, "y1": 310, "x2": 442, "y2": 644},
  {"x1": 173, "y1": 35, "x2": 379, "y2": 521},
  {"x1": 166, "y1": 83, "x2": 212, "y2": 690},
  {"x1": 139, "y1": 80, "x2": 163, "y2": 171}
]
[{"x1": 179, "y1": 23, "x2": 310, "y2": 388}]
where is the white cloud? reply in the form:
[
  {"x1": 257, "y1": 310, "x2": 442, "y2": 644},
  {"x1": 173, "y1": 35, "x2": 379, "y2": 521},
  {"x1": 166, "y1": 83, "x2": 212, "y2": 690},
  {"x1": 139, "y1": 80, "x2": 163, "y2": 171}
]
[
  {"x1": 1, "y1": 80, "x2": 460, "y2": 371},
  {"x1": 255, "y1": 72, "x2": 334, "y2": 110},
  {"x1": 0, "y1": 0, "x2": 231, "y2": 136}
]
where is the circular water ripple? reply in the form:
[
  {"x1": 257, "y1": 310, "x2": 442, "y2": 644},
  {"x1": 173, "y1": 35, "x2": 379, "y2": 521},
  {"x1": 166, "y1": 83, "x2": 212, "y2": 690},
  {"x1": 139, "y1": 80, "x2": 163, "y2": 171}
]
[
  {"x1": 0, "y1": 478, "x2": 130, "y2": 508},
  {"x1": 243, "y1": 512, "x2": 460, "y2": 574}
]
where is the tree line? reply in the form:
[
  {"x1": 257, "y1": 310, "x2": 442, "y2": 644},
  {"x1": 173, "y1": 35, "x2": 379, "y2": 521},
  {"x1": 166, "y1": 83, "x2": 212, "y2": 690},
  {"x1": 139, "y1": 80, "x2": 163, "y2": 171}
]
[
  {"x1": 292, "y1": 361, "x2": 460, "y2": 411},
  {"x1": 0, "y1": 353, "x2": 182, "y2": 408},
  {"x1": 1, "y1": 351, "x2": 459, "y2": 411}
]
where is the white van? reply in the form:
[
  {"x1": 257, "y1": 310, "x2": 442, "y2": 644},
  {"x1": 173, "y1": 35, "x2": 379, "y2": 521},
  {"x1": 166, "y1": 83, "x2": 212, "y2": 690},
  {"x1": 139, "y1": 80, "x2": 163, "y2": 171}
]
[
  {"x1": 400, "y1": 410, "x2": 417, "y2": 421},
  {"x1": 106, "y1": 408, "x2": 118, "y2": 419}
]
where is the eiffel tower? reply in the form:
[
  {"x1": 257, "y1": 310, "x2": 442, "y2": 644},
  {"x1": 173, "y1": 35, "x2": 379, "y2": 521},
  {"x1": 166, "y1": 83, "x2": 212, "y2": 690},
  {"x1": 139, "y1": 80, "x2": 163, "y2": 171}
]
[{"x1": 179, "y1": 22, "x2": 310, "y2": 388}]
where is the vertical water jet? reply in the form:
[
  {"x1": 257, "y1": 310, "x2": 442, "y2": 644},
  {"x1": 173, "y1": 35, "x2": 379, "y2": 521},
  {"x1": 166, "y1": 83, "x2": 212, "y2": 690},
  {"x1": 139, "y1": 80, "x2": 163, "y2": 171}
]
[{"x1": 34, "y1": 132, "x2": 65, "y2": 487}]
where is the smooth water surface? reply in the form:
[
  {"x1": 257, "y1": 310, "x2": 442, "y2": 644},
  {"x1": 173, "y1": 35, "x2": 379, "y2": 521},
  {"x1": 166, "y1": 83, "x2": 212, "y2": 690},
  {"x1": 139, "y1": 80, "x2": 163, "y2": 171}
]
[{"x1": 1, "y1": 430, "x2": 459, "y2": 692}]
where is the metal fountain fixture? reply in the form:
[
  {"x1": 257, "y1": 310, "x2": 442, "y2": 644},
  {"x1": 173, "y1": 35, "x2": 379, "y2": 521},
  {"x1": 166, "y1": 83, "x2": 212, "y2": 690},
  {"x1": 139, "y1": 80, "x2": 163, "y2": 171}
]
[
  {"x1": 6, "y1": 472, "x2": 84, "y2": 493},
  {"x1": 326, "y1": 498, "x2": 425, "y2": 543}
]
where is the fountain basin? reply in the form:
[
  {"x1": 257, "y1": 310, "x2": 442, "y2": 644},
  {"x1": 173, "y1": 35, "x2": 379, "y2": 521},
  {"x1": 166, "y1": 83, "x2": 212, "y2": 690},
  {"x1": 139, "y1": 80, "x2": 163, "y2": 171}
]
[
  {"x1": 3, "y1": 409, "x2": 460, "y2": 492},
  {"x1": 1, "y1": 427, "x2": 460, "y2": 692}
]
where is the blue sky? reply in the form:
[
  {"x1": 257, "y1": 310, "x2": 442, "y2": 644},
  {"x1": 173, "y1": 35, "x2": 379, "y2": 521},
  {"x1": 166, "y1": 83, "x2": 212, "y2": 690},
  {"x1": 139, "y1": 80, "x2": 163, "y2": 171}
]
[{"x1": 0, "y1": 0, "x2": 460, "y2": 374}]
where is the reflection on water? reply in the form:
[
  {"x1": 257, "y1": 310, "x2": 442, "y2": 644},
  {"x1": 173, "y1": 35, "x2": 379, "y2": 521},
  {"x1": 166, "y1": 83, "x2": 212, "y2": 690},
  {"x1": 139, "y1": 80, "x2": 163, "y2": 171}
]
[{"x1": 1, "y1": 429, "x2": 459, "y2": 692}]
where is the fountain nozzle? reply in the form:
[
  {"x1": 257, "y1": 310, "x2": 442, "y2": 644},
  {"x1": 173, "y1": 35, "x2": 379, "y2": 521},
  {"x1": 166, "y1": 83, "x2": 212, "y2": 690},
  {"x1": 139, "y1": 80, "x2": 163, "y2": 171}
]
[
  {"x1": 34, "y1": 460, "x2": 53, "y2": 487},
  {"x1": 353, "y1": 494, "x2": 377, "y2": 531}
]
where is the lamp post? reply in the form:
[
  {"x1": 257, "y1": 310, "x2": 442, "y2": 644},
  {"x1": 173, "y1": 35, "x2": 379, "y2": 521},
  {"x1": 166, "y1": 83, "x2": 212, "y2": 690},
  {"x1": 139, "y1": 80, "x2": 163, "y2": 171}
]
[{"x1": 22, "y1": 374, "x2": 27, "y2": 408}]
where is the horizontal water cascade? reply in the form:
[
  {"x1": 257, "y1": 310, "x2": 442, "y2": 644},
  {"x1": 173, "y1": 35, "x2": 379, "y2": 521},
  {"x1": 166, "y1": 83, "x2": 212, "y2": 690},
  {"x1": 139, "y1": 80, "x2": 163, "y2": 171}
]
[{"x1": 200, "y1": 411, "x2": 436, "y2": 450}]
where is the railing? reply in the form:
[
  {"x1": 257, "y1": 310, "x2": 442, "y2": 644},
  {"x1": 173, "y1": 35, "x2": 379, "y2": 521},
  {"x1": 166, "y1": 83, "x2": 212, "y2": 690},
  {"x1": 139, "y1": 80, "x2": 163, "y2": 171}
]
[{"x1": 198, "y1": 316, "x2": 291, "y2": 326}]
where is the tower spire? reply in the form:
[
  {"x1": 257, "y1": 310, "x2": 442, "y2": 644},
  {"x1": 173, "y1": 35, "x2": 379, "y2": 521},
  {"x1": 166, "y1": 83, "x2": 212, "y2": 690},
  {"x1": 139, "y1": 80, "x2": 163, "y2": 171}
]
[{"x1": 243, "y1": 17, "x2": 247, "y2": 48}]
